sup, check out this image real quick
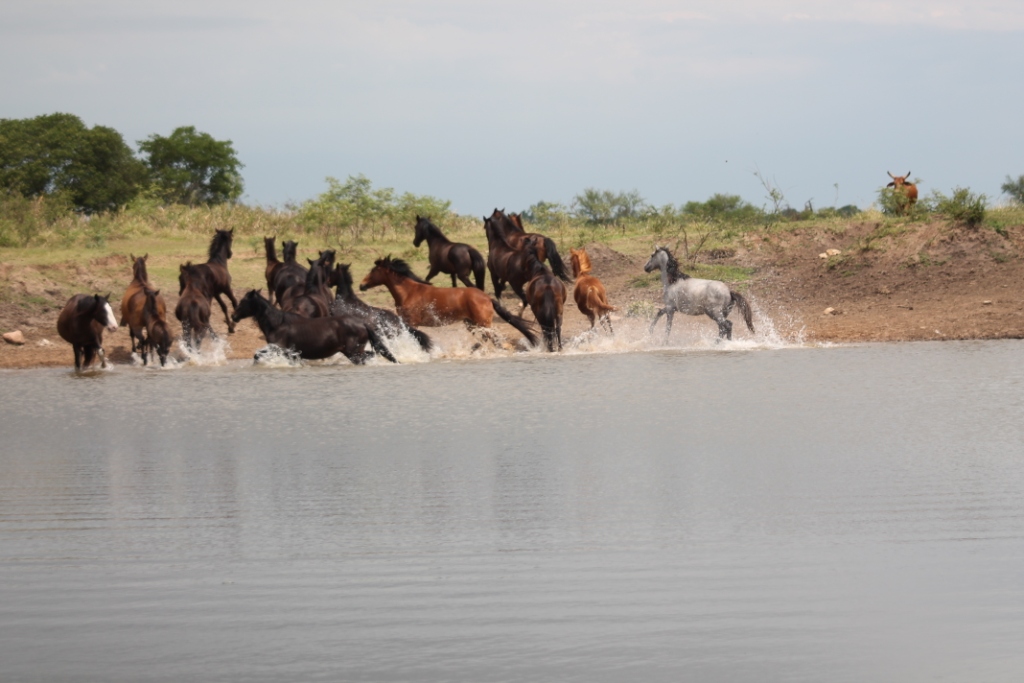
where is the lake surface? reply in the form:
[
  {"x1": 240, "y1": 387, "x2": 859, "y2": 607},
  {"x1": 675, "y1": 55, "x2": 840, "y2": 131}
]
[{"x1": 2, "y1": 341, "x2": 1023, "y2": 682}]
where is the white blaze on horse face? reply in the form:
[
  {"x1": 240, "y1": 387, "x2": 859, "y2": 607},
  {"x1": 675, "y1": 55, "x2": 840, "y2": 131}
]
[{"x1": 103, "y1": 302, "x2": 118, "y2": 331}]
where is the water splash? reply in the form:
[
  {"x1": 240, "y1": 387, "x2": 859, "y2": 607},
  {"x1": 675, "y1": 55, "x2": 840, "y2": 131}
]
[{"x1": 177, "y1": 335, "x2": 231, "y2": 367}]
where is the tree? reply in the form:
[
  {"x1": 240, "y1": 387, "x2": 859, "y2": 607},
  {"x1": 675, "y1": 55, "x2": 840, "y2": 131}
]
[
  {"x1": 138, "y1": 126, "x2": 243, "y2": 206},
  {"x1": 1001, "y1": 174, "x2": 1024, "y2": 205},
  {"x1": 572, "y1": 188, "x2": 648, "y2": 224},
  {"x1": 0, "y1": 113, "x2": 145, "y2": 213}
]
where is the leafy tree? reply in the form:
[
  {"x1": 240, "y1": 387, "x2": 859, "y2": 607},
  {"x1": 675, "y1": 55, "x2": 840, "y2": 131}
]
[
  {"x1": 297, "y1": 174, "x2": 451, "y2": 240},
  {"x1": 0, "y1": 112, "x2": 145, "y2": 213},
  {"x1": 521, "y1": 200, "x2": 570, "y2": 226},
  {"x1": 682, "y1": 193, "x2": 763, "y2": 223},
  {"x1": 1001, "y1": 174, "x2": 1024, "y2": 205},
  {"x1": 573, "y1": 188, "x2": 648, "y2": 224},
  {"x1": 138, "y1": 126, "x2": 243, "y2": 206}
]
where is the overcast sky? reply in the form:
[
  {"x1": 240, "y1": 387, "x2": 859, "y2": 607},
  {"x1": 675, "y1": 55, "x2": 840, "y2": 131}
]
[{"x1": 2, "y1": 1, "x2": 1022, "y2": 214}]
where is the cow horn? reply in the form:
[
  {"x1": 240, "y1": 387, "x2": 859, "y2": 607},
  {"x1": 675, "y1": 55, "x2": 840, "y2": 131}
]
[
  {"x1": 887, "y1": 171, "x2": 895, "y2": 178},
  {"x1": 905, "y1": 171, "x2": 912, "y2": 179}
]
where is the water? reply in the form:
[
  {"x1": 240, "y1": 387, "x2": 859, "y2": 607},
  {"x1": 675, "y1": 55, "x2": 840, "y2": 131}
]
[{"x1": 1, "y1": 340, "x2": 1023, "y2": 682}]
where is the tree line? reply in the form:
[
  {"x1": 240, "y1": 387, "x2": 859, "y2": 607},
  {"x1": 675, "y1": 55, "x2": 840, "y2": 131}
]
[{"x1": 0, "y1": 113, "x2": 243, "y2": 213}]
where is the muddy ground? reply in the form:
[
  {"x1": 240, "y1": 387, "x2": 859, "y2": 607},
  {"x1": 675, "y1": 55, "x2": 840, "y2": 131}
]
[{"x1": 2, "y1": 219, "x2": 1022, "y2": 369}]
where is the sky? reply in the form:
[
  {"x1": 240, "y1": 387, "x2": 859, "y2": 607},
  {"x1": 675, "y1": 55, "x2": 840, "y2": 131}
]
[{"x1": 2, "y1": 1, "x2": 1023, "y2": 215}]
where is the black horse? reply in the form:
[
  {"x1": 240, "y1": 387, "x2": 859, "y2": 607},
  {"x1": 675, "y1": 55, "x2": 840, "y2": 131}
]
[
  {"x1": 412, "y1": 215, "x2": 486, "y2": 289},
  {"x1": 329, "y1": 263, "x2": 433, "y2": 353},
  {"x1": 232, "y1": 289, "x2": 397, "y2": 364}
]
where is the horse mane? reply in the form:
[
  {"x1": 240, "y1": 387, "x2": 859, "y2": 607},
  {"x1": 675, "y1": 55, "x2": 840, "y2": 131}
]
[
  {"x1": 571, "y1": 248, "x2": 592, "y2": 277},
  {"x1": 524, "y1": 238, "x2": 549, "y2": 277},
  {"x1": 657, "y1": 247, "x2": 688, "y2": 283},
  {"x1": 484, "y1": 216, "x2": 516, "y2": 250},
  {"x1": 131, "y1": 255, "x2": 149, "y2": 283},
  {"x1": 334, "y1": 263, "x2": 354, "y2": 295},
  {"x1": 417, "y1": 216, "x2": 448, "y2": 242},
  {"x1": 376, "y1": 256, "x2": 430, "y2": 284},
  {"x1": 208, "y1": 229, "x2": 232, "y2": 260}
]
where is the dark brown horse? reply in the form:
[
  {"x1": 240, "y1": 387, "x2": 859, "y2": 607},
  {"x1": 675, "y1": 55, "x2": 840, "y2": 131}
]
[
  {"x1": 359, "y1": 256, "x2": 537, "y2": 348},
  {"x1": 413, "y1": 215, "x2": 486, "y2": 289},
  {"x1": 232, "y1": 289, "x2": 397, "y2": 364},
  {"x1": 279, "y1": 251, "x2": 334, "y2": 318},
  {"x1": 271, "y1": 240, "x2": 309, "y2": 306},
  {"x1": 178, "y1": 229, "x2": 238, "y2": 332},
  {"x1": 264, "y1": 237, "x2": 283, "y2": 305},
  {"x1": 522, "y1": 236, "x2": 567, "y2": 351},
  {"x1": 487, "y1": 209, "x2": 570, "y2": 282},
  {"x1": 329, "y1": 263, "x2": 433, "y2": 352},
  {"x1": 175, "y1": 263, "x2": 214, "y2": 351},
  {"x1": 57, "y1": 293, "x2": 118, "y2": 370},
  {"x1": 483, "y1": 214, "x2": 544, "y2": 313}
]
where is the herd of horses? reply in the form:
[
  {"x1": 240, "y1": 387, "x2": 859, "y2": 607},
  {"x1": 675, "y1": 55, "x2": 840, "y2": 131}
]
[{"x1": 55, "y1": 209, "x2": 755, "y2": 371}]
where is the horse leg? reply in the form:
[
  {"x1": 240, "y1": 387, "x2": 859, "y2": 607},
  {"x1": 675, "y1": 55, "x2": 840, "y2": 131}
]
[
  {"x1": 457, "y1": 273, "x2": 474, "y2": 288},
  {"x1": 73, "y1": 345, "x2": 83, "y2": 371},
  {"x1": 83, "y1": 346, "x2": 96, "y2": 369},
  {"x1": 97, "y1": 345, "x2": 108, "y2": 369},
  {"x1": 213, "y1": 294, "x2": 234, "y2": 333},
  {"x1": 602, "y1": 314, "x2": 614, "y2": 334},
  {"x1": 450, "y1": 273, "x2": 458, "y2": 288},
  {"x1": 425, "y1": 265, "x2": 440, "y2": 283},
  {"x1": 664, "y1": 310, "x2": 675, "y2": 341},
  {"x1": 649, "y1": 308, "x2": 667, "y2": 336}
]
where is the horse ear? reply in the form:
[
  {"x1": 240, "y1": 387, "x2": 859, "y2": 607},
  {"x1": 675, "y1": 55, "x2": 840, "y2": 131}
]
[
  {"x1": 308, "y1": 258, "x2": 314, "y2": 265},
  {"x1": 130, "y1": 253, "x2": 136, "y2": 261},
  {"x1": 152, "y1": 289, "x2": 160, "y2": 296},
  {"x1": 143, "y1": 253, "x2": 148, "y2": 260}
]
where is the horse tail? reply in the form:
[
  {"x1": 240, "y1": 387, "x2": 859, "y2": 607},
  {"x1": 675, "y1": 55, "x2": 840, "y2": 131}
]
[
  {"x1": 367, "y1": 327, "x2": 398, "y2": 363},
  {"x1": 405, "y1": 324, "x2": 434, "y2": 353},
  {"x1": 470, "y1": 248, "x2": 486, "y2": 290},
  {"x1": 731, "y1": 290, "x2": 755, "y2": 333},
  {"x1": 586, "y1": 286, "x2": 616, "y2": 315},
  {"x1": 491, "y1": 298, "x2": 538, "y2": 347},
  {"x1": 543, "y1": 237, "x2": 571, "y2": 282}
]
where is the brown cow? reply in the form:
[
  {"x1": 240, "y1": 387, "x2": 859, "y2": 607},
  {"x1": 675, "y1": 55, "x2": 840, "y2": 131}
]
[{"x1": 887, "y1": 171, "x2": 918, "y2": 213}]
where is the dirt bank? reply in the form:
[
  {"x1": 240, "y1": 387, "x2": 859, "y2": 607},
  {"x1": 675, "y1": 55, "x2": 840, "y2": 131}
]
[{"x1": 2, "y1": 219, "x2": 1022, "y2": 369}]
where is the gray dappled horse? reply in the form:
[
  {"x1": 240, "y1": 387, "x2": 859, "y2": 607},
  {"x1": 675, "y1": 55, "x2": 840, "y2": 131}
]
[{"x1": 643, "y1": 246, "x2": 754, "y2": 341}]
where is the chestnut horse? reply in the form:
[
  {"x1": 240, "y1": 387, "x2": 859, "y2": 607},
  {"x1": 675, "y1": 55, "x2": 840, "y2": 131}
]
[
  {"x1": 57, "y1": 293, "x2": 118, "y2": 370},
  {"x1": 232, "y1": 289, "x2": 397, "y2": 364},
  {"x1": 175, "y1": 263, "x2": 214, "y2": 351},
  {"x1": 522, "y1": 237, "x2": 567, "y2": 351},
  {"x1": 570, "y1": 247, "x2": 616, "y2": 333},
  {"x1": 359, "y1": 256, "x2": 537, "y2": 348},
  {"x1": 178, "y1": 229, "x2": 238, "y2": 332},
  {"x1": 413, "y1": 215, "x2": 486, "y2": 289},
  {"x1": 330, "y1": 263, "x2": 433, "y2": 352},
  {"x1": 120, "y1": 253, "x2": 152, "y2": 328}
]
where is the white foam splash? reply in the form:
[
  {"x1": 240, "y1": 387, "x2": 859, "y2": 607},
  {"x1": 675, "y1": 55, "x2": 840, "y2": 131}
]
[{"x1": 177, "y1": 334, "x2": 231, "y2": 366}]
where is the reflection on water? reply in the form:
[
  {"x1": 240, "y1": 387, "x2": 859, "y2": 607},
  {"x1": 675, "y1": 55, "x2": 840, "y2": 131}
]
[{"x1": 1, "y1": 341, "x2": 1024, "y2": 682}]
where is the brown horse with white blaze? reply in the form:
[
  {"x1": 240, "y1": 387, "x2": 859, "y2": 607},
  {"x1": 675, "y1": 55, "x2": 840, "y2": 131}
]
[
  {"x1": 57, "y1": 293, "x2": 118, "y2": 370},
  {"x1": 359, "y1": 256, "x2": 537, "y2": 348},
  {"x1": 570, "y1": 247, "x2": 616, "y2": 333}
]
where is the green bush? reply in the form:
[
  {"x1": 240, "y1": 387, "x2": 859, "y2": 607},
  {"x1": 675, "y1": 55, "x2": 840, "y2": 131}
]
[
  {"x1": 934, "y1": 187, "x2": 987, "y2": 227},
  {"x1": 877, "y1": 186, "x2": 926, "y2": 218}
]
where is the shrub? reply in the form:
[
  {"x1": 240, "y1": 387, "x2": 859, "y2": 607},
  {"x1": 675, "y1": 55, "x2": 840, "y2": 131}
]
[{"x1": 934, "y1": 187, "x2": 987, "y2": 227}]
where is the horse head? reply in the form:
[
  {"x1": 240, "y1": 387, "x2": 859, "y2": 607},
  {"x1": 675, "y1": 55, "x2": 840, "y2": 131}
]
[
  {"x1": 232, "y1": 289, "x2": 267, "y2": 322},
  {"x1": 282, "y1": 241, "x2": 299, "y2": 263},
  {"x1": 93, "y1": 293, "x2": 118, "y2": 332}
]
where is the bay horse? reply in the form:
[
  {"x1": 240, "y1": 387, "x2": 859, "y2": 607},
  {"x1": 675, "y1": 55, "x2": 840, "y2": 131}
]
[
  {"x1": 232, "y1": 289, "x2": 397, "y2": 364},
  {"x1": 178, "y1": 229, "x2": 238, "y2": 332},
  {"x1": 643, "y1": 246, "x2": 754, "y2": 341},
  {"x1": 264, "y1": 237, "x2": 284, "y2": 305},
  {"x1": 359, "y1": 256, "x2": 537, "y2": 348},
  {"x1": 487, "y1": 209, "x2": 570, "y2": 281},
  {"x1": 413, "y1": 215, "x2": 486, "y2": 289},
  {"x1": 121, "y1": 279, "x2": 172, "y2": 366},
  {"x1": 570, "y1": 247, "x2": 616, "y2": 333},
  {"x1": 56, "y1": 293, "x2": 118, "y2": 370},
  {"x1": 522, "y1": 236, "x2": 567, "y2": 351},
  {"x1": 119, "y1": 253, "x2": 152, "y2": 327},
  {"x1": 279, "y1": 251, "x2": 334, "y2": 318},
  {"x1": 483, "y1": 214, "x2": 542, "y2": 313},
  {"x1": 175, "y1": 263, "x2": 214, "y2": 351},
  {"x1": 329, "y1": 262, "x2": 433, "y2": 352},
  {"x1": 271, "y1": 240, "x2": 308, "y2": 305}
]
